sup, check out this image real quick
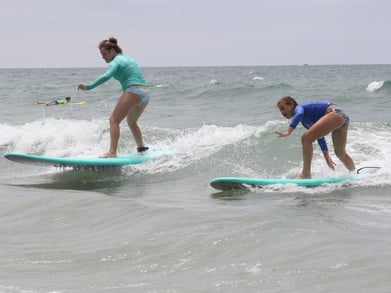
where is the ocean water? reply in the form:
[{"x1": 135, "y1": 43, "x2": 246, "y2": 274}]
[{"x1": 0, "y1": 65, "x2": 391, "y2": 293}]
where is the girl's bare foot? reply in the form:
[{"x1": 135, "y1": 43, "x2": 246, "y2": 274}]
[
  {"x1": 100, "y1": 151, "x2": 117, "y2": 158},
  {"x1": 296, "y1": 172, "x2": 311, "y2": 179}
]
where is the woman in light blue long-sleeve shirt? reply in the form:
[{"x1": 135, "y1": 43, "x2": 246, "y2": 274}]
[{"x1": 78, "y1": 37, "x2": 150, "y2": 158}]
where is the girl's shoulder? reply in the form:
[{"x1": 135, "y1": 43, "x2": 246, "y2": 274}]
[{"x1": 112, "y1": 54, "x2": 137, "y2": 67}]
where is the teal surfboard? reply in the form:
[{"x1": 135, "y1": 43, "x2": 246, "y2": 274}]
[
  {"x1": 4, "y1": 151, "x2": 171, "y2": 169},
  {"x1": 210, "y1": 168, "x2": 379, "y2": 190}
]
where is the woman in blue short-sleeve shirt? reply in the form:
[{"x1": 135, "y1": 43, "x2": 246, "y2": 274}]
[{"x1": 275, "y1": 96, "x2": 355, "y2": 179}]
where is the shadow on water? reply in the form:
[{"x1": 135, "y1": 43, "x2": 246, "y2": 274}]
[
  {"x1": 6, "y1": 167, "x2": 136, "y2": 191},
  {"x1": 210, "y1": 188, "x2": 252, "y2": 200}
]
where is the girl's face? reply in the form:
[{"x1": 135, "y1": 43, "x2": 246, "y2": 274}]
[
  {"x1": 278, "y1": 102, "x2": 295, "y2": 119},
  {"x1": 99, "y1": 47, "x2": 117, "y2": 63}
]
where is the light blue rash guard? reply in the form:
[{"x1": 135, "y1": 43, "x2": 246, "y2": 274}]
[
  {"x1": 86, "y1": 54, "x2": 147, "y2": 91},
  {"x1": 290, "y1": 101, "x2": 334, "y2": 152}
]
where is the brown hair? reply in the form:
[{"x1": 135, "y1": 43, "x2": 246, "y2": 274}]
[
  {"x1": 99, "y1": 37, "x2": 123, "y2": 54},
  {"x1": 276, "y1": 96, "x2": 298, "y2": 108}
]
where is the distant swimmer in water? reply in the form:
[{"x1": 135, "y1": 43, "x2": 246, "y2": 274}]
[{"x1": 36, "y1": 96, "x2": 71, "y2": 106}]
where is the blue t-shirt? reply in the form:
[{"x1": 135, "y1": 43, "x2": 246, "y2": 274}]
[
  {"x1": 86, "y1": 54, "x2": 147, "y2": 91},
  {"x1": 290, "y1": 101, "x2": 334, "y2": 152}
]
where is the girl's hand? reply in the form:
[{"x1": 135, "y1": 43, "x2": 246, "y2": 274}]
[
  {"x1": 275, "y1": 126, "x2": 294, "y2": 137},
  {"x1": 323, "y1": 152, "x2": 336, "y2": 170},
  {"x1": 77, "y1": 84, "x2": 87, "y2": 91},
  {"x1": 275, "y1": 131, "x2": 290, "y2": 137}
]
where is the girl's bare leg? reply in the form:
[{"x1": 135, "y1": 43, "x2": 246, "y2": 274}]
[
  {"x1": 127, "y1": 102, "x2": 148, "y2": 148},
  {"x1": 299, "y1": 112, "x2": 344, "y2": 178},
  {"x1": 100, "y1": 92, "x2": 142, "y2": 158},
  {"x1": 332, "y1": 125, "x2": 355, "y2": 171}
]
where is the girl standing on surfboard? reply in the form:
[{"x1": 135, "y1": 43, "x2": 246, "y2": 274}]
[
  {"x1": 78, "y1": 37, "x2": 149, "y2": 158},
  {"x1": 275, "y1": 96, "x2": 356, "y2": 179}
]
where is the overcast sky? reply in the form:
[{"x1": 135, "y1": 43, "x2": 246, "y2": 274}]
[{"x1": 1, "y1": 0, "x2": 390, "y2": 68}]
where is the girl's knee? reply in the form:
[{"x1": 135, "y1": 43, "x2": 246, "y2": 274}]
[
  {"x1": 109, "y1": 116, "x2": 121, "y2": 125},
  {"x1": 334, "y1": 149, "x2": 346, "y2": 160},
  {"x1": 301, "y1": 132, "x2": 314, "y2": 144}
]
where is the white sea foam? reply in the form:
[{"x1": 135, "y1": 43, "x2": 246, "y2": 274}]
[{"x1": 366, "y1": 80, "x2": 384, "y2": 92}]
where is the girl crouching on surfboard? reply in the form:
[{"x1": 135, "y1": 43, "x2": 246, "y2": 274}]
[
  {"x1": 275, "y1": 96, "x2": 355, "y2": 179},
  {"x1": 78, "y1": 37, "x2": 149, "y2": 158}
]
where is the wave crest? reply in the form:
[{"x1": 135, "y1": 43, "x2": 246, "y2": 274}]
[{"x1": 366, "y1": 80, "x2": 391, "y2": 92}]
